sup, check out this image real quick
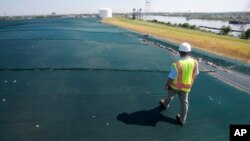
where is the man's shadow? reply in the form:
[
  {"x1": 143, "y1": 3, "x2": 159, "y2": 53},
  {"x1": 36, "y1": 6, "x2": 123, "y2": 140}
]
[{"x1": 117, "y1": 106, "x2": 178, "y2": 127}]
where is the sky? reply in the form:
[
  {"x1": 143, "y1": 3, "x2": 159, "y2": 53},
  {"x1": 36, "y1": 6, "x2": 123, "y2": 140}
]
[{"x1": 0, "y1": 0, "x2": 249, "y2": 16}]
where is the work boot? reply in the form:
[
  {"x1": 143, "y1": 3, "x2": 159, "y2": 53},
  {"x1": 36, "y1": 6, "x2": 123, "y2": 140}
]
[
  {"x1": 176, "y1": 114, "x2": 184, "y2": 126},
  {"x1": 159, "y1": 99, "x2": 166, "y2": 109}
]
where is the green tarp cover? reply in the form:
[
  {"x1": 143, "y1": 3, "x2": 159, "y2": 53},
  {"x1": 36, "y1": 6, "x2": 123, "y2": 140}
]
[{"x1": 0, "y1": 18, "x2": 249, "y2": 141}]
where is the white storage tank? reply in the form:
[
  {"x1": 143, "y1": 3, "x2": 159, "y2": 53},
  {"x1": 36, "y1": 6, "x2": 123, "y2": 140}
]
[{"x1": 99, "y1": 8, "x2": 112, "y2": 18}]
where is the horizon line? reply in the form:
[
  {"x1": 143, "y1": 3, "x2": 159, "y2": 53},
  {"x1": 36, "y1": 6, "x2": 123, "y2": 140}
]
[{"x1": 1, "y1": 11, "x2": 250, "y2": 17}]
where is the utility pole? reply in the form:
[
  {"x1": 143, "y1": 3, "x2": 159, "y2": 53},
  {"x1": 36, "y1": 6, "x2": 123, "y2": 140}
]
[
  {"x1": 144, "y1": 0, "x2": 152, "y2": 20},
  {"x1": 139, "y1": 8, "x2": 142, "y2": 20},
  {"x1": 187, "y1": 10, "x2": 191, "y2": 21},
  {"x1": 132, "y1": 8, "x2": 136, "y2": 20}
]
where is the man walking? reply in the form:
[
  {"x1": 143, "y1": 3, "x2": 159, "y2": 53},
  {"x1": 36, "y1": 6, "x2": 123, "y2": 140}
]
[{"x1": 159, "y1": 42, "x2": 199, "y2": 126}]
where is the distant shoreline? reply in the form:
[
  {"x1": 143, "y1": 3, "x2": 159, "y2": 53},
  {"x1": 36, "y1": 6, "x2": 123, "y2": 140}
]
[{"x1": 1, "y1": 11, "x2": 249, "y2": 21}]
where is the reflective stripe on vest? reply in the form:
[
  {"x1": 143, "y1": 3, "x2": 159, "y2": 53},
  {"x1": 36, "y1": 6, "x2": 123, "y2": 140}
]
[{"x1": 170, "y1": 58, "x2": 197, "y2": 92}]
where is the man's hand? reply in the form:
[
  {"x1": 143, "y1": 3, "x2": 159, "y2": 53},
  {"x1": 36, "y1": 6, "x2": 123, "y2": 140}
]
[
  {"x1": 164, "y1": 84, "x2": 169, "y2": 91},
  {"x1": 164, "y1": 78, "x2": 174, "y2": 91}
]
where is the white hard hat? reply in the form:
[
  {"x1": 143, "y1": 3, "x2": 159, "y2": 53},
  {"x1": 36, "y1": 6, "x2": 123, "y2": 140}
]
[{"x1": 179, "y1": 42, "x2": 191, "y2": 52}]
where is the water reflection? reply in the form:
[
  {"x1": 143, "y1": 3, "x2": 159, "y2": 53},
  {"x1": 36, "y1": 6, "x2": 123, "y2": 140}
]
[{"x1": 145, "y1": 15, "x2": 250, "y2": 37}]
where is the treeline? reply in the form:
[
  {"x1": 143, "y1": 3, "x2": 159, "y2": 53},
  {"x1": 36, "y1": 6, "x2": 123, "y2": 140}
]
[
  {"x1": 148, "y1": 19, "x2": 250, "y2": 39},
  {"x1": 149, "y1": 19, "x2": 197, "y2": 29}
]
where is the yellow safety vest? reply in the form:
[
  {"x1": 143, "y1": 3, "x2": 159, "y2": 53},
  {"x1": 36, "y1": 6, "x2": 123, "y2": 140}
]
[{"x1": 170, "y1": 58, "x2": 197, "y2": 92}]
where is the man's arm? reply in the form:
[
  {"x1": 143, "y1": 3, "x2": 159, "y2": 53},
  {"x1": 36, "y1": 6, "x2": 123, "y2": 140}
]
[
  {"x1": 193, "y1": 60, "x2": 199, "y2": 81},
  {"x1": 165, "y1": 65, "x2": 176, "y2": 90}
]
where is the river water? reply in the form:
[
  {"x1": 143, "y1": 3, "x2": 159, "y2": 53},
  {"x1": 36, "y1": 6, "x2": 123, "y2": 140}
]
[{"x1": 144, "y1": 15, "x2": 250, "y2": 37}]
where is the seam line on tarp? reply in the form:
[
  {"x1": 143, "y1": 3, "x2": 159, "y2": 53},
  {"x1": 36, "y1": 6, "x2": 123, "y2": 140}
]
[
  {"x1": 0, "y1": 39, "x2": 143, "y2": 45},
  {"x1": 0, "y1": 67, "x2": 215, "y2": 73}
]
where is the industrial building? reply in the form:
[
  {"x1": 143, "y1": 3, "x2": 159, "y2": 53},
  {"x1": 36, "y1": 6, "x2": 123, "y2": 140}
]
[{"x1": 99, "y1": 8, "x2": 112, "y2": 18}]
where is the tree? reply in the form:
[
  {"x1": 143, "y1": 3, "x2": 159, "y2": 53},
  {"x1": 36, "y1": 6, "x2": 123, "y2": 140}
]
[
  {"x1": 132, "y1": 8, "x2": 136, "y2": 20},
  {"x1": 166, "y1": 22, "x2": 171, "y2": 25},
  {"x1": 245, "y1": 28, "x2": 250, "y2": 39},
  {"x1": 220, "y1": 26, "x2": 232, "y2": 35},
  {"x1": 181, "y1": 23, "x2": 190, "y2": 28},
  {"x1": 190, "y1": 25, "x2": 197, "y2": 29},
  {"x1": 240, "y1": 32, "x2": 247, "y2": 39},
  {"x1": 240, "y1": 28, "x2": 250, "y2": 39},
  {"x1": 151, "y1": 19, "x2": 158, "y2": 23}
]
